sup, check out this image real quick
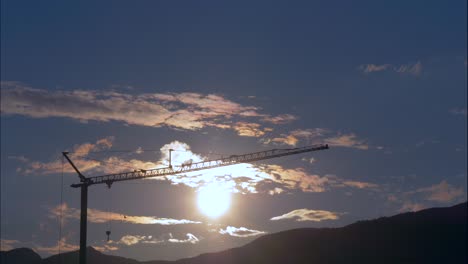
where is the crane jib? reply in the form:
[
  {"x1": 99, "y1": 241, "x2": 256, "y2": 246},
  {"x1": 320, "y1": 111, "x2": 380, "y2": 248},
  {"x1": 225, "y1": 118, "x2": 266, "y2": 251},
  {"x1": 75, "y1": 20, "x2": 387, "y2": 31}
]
[{"x1": 71, "y1": 144, "x2": 329, "y2": 188}]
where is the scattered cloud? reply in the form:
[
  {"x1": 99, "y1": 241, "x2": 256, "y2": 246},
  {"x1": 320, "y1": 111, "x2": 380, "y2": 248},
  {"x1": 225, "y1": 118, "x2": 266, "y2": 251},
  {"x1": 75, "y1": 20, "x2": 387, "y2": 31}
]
[
  {"x1": 18, "y1": 137, "x2": 115, "y2": 175},
  {"x1": 113, "y1": 233, "x2": 200, "y2": 245},
  {"x1": 22, "y1": 138, "x2": 376, "y2": 195},
  {"x1": 359, "y1": 61, "x2": 423, "y2": 76},
  {"x1": 218, "y1": 226, "x2": 266, "y2": 237},
  {"x1": 49, "y1": 203, "x2": 202, "y2": 225},
  {"x1": 301, "y1": 157, "x2": 316, "y2": 164},
  {"x1": 399, "y1": 202, "x2": 427, "y2": 212},
  {"x1": 267, "y1": 128, "x2": 369, "y2": 150},
  {"x1": 34, "y1": 238, "x2": 79, "y2": 255},
  {"x1": 270, "y1": 209, "x2": 341, "y2": 222},
  {"x1": 324, "y1": 134, "x2": 369, "y2": 150},
  {"x1": 1, "y1": 239, "x2": 21, "y2": 251},
  {"x1": 450, "y1": 108, "x2": 467, "y2": 116},
  {"x1": 394, "y1": 61, "x2": 422, "y2": 76},
  {"x1": 0, "y1": 82, "x2": 295, "y2": 136},
  {"x1": 168, "y1": 233, "x2": 200, "y2": 244},
  {"x1": 261, "y1": 114, "x2": 297, "y2": 124},
  {"x1": 415, "y1": 181, "x2": 465, "y2": 203},
  {"x1": 118, "y1": 235, "x2": 159, "y2": 246},
  {"x1": 359, "y1": 64, "x2": 392, "y2": 73},
  {"x1": 340, "y1": 180, "x2": 378, "y2": 189},
  {"x1": 233, "y1": 122, "x2": 266, "y2": 137},
  {"x1": 92, "y1": 244, "x2": 119, "y2": 252}
]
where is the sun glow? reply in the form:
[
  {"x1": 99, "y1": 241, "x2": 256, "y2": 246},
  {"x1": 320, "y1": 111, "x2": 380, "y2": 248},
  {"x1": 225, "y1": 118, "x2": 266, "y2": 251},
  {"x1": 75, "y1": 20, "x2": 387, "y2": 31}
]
[{"x1": 197, "y1": 184, "x2": 231, "y2": 218}]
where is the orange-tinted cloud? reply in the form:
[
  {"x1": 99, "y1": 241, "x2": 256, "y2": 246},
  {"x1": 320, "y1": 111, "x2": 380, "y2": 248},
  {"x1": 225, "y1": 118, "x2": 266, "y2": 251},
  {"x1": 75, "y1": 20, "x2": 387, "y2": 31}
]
[
  {"x1": 34, "y1": 238, "x2": 79, "y2": 255},
  {"x1": 359, "y1": 61, "x2": 422, "y2": 76},
  {"x1": 0, "y1": 239, "x2": 21, "y2": 251},
  {"x1": 218, "y1": 226, "x2": 266, "y2": 237},
  {"x1": 233, "y1": 122, "x2": 266, "y2": 137},
  {"x1": 1, "y1": 82, "x2": 296, "y2": 135},
  {"x1": 49, "y1": 203, "x2": 202, "y2": 225},
  {"x1": 270, "y1": 209, "x2": 341, "y2": 222},
  {"x1": 268, "y1": 129, "x2": 369, "y2": 150},
  {"x1": 415, "y1": 181, "x2": 465, "y2": 203}
]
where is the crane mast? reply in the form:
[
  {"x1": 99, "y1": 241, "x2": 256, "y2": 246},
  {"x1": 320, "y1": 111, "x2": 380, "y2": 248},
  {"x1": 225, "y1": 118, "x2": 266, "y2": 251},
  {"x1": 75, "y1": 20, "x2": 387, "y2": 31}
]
[{"x1": 63, "y1": 143, "x2": 329, "y2": 264}]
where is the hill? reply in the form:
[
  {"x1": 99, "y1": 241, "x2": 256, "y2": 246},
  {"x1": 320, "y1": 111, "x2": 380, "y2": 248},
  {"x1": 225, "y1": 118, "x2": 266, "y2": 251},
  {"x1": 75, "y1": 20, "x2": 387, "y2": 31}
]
[{"x1": 2, "y1": 202, "x2": 466, "y2": 264}]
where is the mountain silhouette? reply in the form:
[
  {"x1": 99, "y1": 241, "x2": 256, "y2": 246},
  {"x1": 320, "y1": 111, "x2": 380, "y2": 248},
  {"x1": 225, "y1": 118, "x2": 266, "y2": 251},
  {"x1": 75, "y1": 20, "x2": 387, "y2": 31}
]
[
  {"x1": 0, "y1": 248, "x2": 41, "y2": 264},
  {"x1": 2, "y1": 202, "x2": 466, "y2": 264}
]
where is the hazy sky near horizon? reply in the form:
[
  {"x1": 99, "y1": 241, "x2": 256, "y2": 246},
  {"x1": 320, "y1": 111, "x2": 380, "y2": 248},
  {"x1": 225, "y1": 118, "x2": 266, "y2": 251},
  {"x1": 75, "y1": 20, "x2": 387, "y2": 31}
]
[{"x1": 1, "y1": 0, "x2": 466, "y2": 261}]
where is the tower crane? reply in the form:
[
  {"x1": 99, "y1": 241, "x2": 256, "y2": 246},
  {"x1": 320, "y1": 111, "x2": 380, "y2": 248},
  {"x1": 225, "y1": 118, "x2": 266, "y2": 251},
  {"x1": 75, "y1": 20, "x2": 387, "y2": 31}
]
[{"x1": 62, "y1": 143, "x2": 329, "y2": 264}]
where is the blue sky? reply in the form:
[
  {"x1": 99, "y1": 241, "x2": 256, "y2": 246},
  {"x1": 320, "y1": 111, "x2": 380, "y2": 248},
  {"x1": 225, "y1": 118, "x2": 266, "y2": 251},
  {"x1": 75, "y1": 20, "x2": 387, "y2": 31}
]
[{"x1": 1, "y1": 0, "x2": 466, "y2": 261}]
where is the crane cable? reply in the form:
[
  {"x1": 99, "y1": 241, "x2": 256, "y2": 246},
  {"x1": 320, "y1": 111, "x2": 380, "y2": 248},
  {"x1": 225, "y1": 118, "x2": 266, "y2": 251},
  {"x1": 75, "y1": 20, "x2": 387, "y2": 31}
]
[{"x1": 106, "y1": 187, "x2": 112, "y2": 242}]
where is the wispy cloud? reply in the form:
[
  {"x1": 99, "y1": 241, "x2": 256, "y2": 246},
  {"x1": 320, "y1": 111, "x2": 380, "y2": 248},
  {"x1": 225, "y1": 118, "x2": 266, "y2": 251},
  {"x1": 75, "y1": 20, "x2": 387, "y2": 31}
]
[
  {"x1": 450, "y1": 108, "x2": 467, "y2": 116},
  {"x1": 233, "y1": 122, "x2": 267, "y2": 137},
  {"x1": 267, "y1": 129, "x2": 369, "y2": 149},
  {"x1": 1, "y1": 239, "x2": 21, "y2": 251},
  {"x1": 168, "y1": 233, "x2": 200, "y2": 244},
  {"x1": 218, "y1": 226, "x2": 266, "y2": 237},
  {"x1": 415, "y1": 181, "x2": 465, "y2": 203},
  {"x1": 0, "y1": 82, "x2": 296, "y2": 136},
  {"x1": 394, "y1": 61, "x2": 422, "y2": 76},
  {"x1": 18, "y1": 137, "x2": 115, "y2": 175},
  {"x1": 49, "y1": 203, "x2": 202, "y2": 225},
  {"x1": 261, "y1": 114, "x2": 297, "y2": 124},
  {"x1": 117, "y1": 235, "x2": 163, "y2": 246},
  {"x1": 359, "y1": 61, "x2": 423, "y2": 76},
  {"x1": 34, "y1": 238, "x2": 79, "y2": 255},
  {"x1": 399, "y1": 202, "x2": 426, "y2": 212},
  {"x1": 359, "y1": 64, "x2": 392, "y2": 73},
  {"x1": 270, "y1": 209, "x2": 341, "y2": 222},
  {"x1": 93, "y1": 233, "x2": 200, "y2": 251}
]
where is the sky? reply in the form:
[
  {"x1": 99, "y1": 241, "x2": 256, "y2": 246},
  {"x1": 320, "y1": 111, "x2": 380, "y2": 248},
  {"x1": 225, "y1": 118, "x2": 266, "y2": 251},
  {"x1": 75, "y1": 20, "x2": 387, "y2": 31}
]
[{"x1": 0, "y1": 0, "x2": 466, "y2": 261}]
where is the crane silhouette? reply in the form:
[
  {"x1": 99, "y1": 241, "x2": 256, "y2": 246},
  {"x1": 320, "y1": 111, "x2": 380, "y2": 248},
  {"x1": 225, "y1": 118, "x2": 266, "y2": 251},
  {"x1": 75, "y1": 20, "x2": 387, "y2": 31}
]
[{"x1": 63, "y1": 144, "x2": 329, "y2": 264}]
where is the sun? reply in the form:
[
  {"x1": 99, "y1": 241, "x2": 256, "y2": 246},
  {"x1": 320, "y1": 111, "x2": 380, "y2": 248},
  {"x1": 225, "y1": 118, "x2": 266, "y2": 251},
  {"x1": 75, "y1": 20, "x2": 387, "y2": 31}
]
[{"x1": 197, "y1": 184, "x2": 231, "y2": 218}]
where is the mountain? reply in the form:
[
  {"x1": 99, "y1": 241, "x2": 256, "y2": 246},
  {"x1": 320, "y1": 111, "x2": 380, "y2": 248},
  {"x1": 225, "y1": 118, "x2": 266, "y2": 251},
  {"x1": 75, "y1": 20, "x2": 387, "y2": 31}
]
[
  {"x1": 2, "y1": 202, "x2": 466, "y2": 264},
  {"x1": 166, "y1": 202, "x2": 466, "y2": 264},
  {"x1": 0, "y1": 248, "x2": 42, "y2": 264}
]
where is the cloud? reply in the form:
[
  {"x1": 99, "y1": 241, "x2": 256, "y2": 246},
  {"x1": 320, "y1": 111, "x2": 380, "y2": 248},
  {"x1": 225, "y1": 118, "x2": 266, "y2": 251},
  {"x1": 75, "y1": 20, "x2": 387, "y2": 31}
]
[
  {"x1": 218, "y1": 226, "x2": 266, "y2": 237},
  {"x1": 110, "y1": 233, "x2": 199, "y2": 246},
  {"x1": 399, "y1": 202, "x2": 426, "y2": 212},
  {"x1": 359, "y1": 61, "x2": 422, "y2": 76},
  {"x1": 24, "y1": 138, "x2": 376, "y2": 195},
  {"x1": 49, "y1": 203, "x2": 202, "y2": 225},
  {"x1": 415, "y1": 181, "x2": 465, "y2": 203},
  {"x1": 301, "y1": 157, "x2": 316, "y2": 164},
  {"x1": 394, "y1": 61, "x2": 422, "y2": 76},
  {"x1": 1, "y1": 239, "x2": 21, "y2": 251},
  {"x1": 268, "y1": 129, "x2": 369, "y2": 150},
  {"x1": 119, "y1": 235, "x2": 155, "y2": 246},
  {"x1": 91, "y1": 244, "x2": 119, "y2": 252},
  {"x1": 450, "y1": 108, "x2": 467, "y2": 116},
  {"x1": 340, "y1": 180, "x2": 379, "y2": 189},
  {"x1": 0, "y1": 82, "x2": 294, "y2": 135},
  {"x1": 34, "y1": 238, "x2": 79, "y2": 255},
  {"x1": 359, "y1": 64, "x2": 392, "y2": 73},
  {"x1": 233, "y1": 122, "x2": 267, "y2": 137},
  {"x1": 168, "y1": 233, "x2": 200, "y2": 244},
  {"x1": 261, "y1": 114, "x2": 297, "y2": 124},
  {"x1": 270, "y1": 209, "x2": 341, "y2": 222},
  {"x1": 19, "y1": 137, "x2": 115, "y2": 175}
]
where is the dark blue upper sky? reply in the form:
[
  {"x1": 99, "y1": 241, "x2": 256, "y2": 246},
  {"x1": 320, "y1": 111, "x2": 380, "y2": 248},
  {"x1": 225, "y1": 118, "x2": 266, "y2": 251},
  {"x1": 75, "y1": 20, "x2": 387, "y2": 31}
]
[{"x1": 1, "y1": 0, "x2": 466, "y2": 261}]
